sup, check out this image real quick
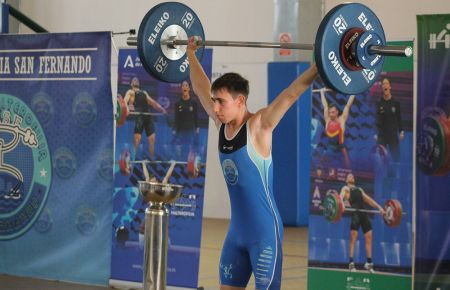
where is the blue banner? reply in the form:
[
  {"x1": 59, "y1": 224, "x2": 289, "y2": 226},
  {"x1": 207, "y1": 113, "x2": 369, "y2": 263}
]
[
  {"x1": 308, "y1": 43, "x2": 413, "y2": 289},
  {"x1": 0, "y1": 32, "x2": 113, "y2": 285},
  {"x1": 416, "y1": 15, "x2": 450, "y2": 290},
  {"x1": 111, "y1": 48, "x2": 211, "y2": 289}
]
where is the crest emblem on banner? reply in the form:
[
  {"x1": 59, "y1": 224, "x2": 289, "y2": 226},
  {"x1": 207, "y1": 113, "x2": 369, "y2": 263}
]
[{"x1": 0, "y1": 94, "x2": 52, "y2": 240}]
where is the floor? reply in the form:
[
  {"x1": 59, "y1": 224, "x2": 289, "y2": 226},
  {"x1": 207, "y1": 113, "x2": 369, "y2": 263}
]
[{"x1": 0, "y1": 218, "x2": 308, "y2": 290}]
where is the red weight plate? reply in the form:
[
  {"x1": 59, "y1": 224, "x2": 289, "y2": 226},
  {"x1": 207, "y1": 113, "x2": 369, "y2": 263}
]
[{"x1": 119, "y1": 149, "x2": 132, "y2": 176}]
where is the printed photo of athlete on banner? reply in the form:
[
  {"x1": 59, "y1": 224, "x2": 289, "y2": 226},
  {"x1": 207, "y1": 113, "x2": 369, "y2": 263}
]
[
  {"x1": 308, "y1": 42, "x2": 413, "y2": 290},
  {"x1": 111, "y1": 48, "x2": 212, "y2": 289},
  {"x1": 415, "y1": 14, "x2": 450, "y2": 290}
]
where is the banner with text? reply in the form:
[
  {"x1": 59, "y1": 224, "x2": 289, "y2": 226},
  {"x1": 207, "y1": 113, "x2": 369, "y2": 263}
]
[
  {"x1": 110, "y1": 48, "x2": 211, "y2": 289},
  {"x1": 308, "y1": 41, "x2": 413, "y2": 290},
  {"x1": 0, "y1": 32, "x2": 113, "y2": 285},
  {"x1": 415, "y1": 14, "x2": 450, "y2": 290}
]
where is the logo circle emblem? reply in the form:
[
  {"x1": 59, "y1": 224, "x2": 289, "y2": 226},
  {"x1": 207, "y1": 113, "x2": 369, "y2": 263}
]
[
  {"x1": 222, "y1": 159, "x2": 238, "y2": 185},
  {"x1": 72, "y1": 92, "x2": 97, "y2": 127},
  {"x1": 0, "y1": 94, "x2": 52, "y2": 240}
]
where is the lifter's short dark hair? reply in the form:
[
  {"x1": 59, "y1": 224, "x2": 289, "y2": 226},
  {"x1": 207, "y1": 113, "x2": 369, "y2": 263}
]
[
  {"x1": 211, "y1": 72, "x2": 249, "y2": 99},
  {"x1": 328, "y1": 104, "x2": 340, "y2": 113}
]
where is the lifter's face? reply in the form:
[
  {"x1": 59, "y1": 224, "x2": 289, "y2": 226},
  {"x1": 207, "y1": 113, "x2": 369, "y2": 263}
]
[
  {"x1": 328, "y1": 107, "x2": 338, "y2": 120},
  {"x1": 131, "y1": 77, "x2": 140, "y2": 89},
  {"x1": 382, "y1": 79, "x2": 391, "y2": 97},
  {"x1": 181, "y1": 81, "x2": 190, "y2": 100},
  {"x1": 346, "y1": 173, "x2": 355, "y2": 185},
  {"x1": 212, "y1": 89, "x2": 243, "y2": 124}
]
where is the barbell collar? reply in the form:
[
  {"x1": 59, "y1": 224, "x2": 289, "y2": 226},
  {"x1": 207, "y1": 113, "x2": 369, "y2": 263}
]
[{"x1": 368, "y1": 45, "x2": 413, "y2": 57}]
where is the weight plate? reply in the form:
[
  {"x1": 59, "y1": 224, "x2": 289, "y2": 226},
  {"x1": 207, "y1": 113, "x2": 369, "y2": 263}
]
[
  {"x1": 417, "y1": 116, "x2": 447, "y2": 175},
  {"x1": 315, "y1": 3, "x2": 386, "y2": 94},
  {"x1": 117, "y1": 95, "x2": 128, "y2": 126},
  {"x1": 323, "y1": 190, "x2": 343, "y2": 223},
  {"x1": 356, "y1": 31, "x2": 384, "y2": 69},
  {"x1": 119, "y1": 148, "x2": 132, "y2": 176},
  {"x1": 116, "y1": 96, "x2": 122, "y2": 123},
  {"x1": 137, "y1": 2, "x2": 205, "y2": 83}
]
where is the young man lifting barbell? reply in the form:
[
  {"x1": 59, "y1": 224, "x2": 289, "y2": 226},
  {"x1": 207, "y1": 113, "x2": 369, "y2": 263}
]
[{"x1": 187, "y1": 35, "x2": 317, "y2": 290}]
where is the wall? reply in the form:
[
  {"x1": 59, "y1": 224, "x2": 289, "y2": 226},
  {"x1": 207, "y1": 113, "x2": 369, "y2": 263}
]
[
  {"x1": 324, "y1": 0, "x2": 450, "y2": 40},
  {"x1": 18, "y1": 0, "x2": 274, "y2": 64}
]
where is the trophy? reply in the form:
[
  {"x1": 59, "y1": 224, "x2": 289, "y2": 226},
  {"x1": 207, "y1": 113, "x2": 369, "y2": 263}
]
[{"x1": 138, "y1": 161, "x2": 182, "y2": 290}]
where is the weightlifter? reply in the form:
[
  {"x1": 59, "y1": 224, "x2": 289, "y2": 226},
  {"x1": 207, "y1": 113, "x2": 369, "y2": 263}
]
[
  {"x1": 124, "y1": 76, "x2": 167, "y2": 160},
  {"x1": 187, "y1": 36, "x2": 317, "y2": 290},
  {"x1": 320, "y1": 91, "x2": 355, "y2": 169},
  {"x1": 340, "y1": 173, "x2": 385, "y2": 273}
]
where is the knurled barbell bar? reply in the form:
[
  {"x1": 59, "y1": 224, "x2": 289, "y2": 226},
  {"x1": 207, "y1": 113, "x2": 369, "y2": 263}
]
[
  {"x1": 322, "y1": 190, "x2": 406, "y2": 227},
  {"x1": 126, "y1": 2, "x2": 412, "y2": 95}
]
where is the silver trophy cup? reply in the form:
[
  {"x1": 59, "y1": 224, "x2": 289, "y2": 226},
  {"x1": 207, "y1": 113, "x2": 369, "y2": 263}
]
[{"x1": 138, "y1": 161, "x2": 183, "y2": 290}]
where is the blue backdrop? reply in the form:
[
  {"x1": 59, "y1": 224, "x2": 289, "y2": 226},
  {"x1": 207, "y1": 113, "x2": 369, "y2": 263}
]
[
  {"x1": 415, "y1": 14, "x2": 450, "y2": 290},
  {"x1": 308, "y1": 47, "x2": 413, "y2": 281},
  {"x1": 0, "y1": 32, "x2": 113, "y2": 285},
  {"x1": 111, "y1": 48, "x2": 212, "y2": 289}
]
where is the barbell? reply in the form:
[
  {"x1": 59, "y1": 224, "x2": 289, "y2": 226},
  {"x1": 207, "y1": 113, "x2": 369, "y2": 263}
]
[
  {"x1": 115, "y1": 95, "x2": 164, "y2": 126},
  {"x1": 118, "y1": 148, "x2": 203, "y2": 178},
  {"x1": 322, "y1": 190, "x2": 405, "y2": 227},
  {"x1": 126, "y1": 2, "x2": 412, "y2": 94}
]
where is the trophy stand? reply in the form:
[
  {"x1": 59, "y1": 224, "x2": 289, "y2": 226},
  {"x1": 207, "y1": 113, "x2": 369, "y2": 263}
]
[{"x1": 138, "y1": 161, "x2": 182, "y2": 290}]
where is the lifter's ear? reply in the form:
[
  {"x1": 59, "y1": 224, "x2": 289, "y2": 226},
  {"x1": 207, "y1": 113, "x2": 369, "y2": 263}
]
[{"x1": 237, "y1": 94, "x2": 246, "y2": 106}]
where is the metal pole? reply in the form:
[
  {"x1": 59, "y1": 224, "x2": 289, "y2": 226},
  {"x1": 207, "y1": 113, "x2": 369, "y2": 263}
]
[
  {"x1": 143, "y1": 203, "x2": 169, "y2": 290},
  {"x1": 127, "y1": 36, "x2": 412, "y2": 57},
  {"x1": 7, "y1": 4, "x2": 48, "y2": 33},
  {"x1": 1, "y1": 2, "x2": 9, "y2": 33},
  {"x1": 166, "y1": 39, "x2": 315, "y2": 50}
]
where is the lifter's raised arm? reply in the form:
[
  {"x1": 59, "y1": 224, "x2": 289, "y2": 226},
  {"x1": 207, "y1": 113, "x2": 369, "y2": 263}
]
[
  {"x1": 260, "y1": 64, "x2": 318, "y2": 131},
  {"x1": 320, "y1": 89, "x2": 330, "y2": 123},
  {"x1": 341, "y1": 95, "x2": 355, "y2": 122},
  {"x1": 186, "y1": 36, "x2": 219, "y2": 126}
]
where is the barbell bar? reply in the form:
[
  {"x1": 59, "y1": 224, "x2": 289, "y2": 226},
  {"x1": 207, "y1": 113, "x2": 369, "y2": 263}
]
[
  {"x1": 311, "y1": 88, "x2": 334, "y2": 93},
  {"x1": 343, "y1": 206, "x2": 405, "y2": 215},
  {"x1": 126, "y1": 37, "x2": 412, "y2": 58},
  {"x1": 322, "y1": 190, "x2": 405, "y2": 227},
  {"x1": 118, "y1": 148, "x2": 203, "y2": 177},
  {"x1": 130, "y1": 160, "x2": 188, "y2": 165},
  {"x1": 115, "y1": 94, "x2": 165, "y2": 127},
  {"x1": 128, "y1": 112, "x2": 164, "y2": 116},
  {"x1": 128, "y1": 2, "x2": 412, "y2": 95}
]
